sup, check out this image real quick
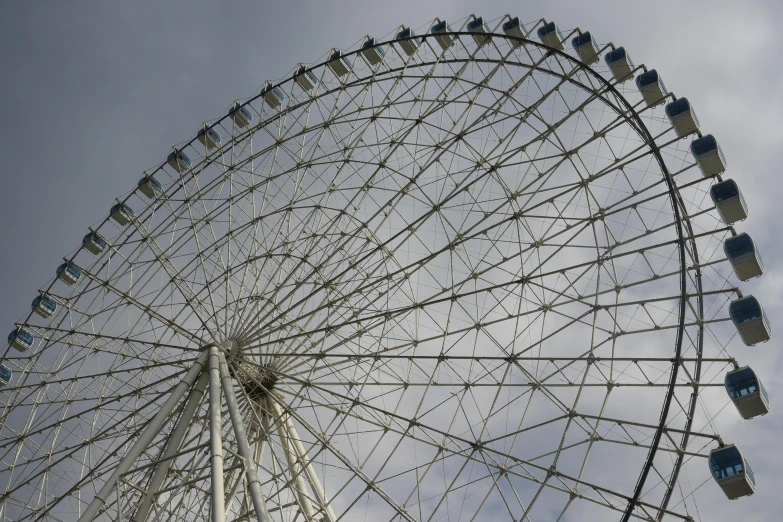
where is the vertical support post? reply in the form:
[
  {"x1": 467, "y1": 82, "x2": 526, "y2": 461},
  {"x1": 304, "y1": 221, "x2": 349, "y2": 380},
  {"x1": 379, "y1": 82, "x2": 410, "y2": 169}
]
[
  {"x1": 208, "y1": 345, "x2": 226, "y2": 522},
  {"x1": 77, "y1": 350, "x2": 209, "y2": 522},
  {"x1": 217, "y1": 350, "x2": 272, "y2": 522}
]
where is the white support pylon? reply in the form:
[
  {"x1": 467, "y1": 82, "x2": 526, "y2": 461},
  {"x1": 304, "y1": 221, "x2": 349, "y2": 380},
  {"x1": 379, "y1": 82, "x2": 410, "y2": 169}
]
[
  {"x1": 208, "y1": 345, "x2": 226, "y2": 522},
  {"x1": 217, "y1": 350, "x2": 272, "y2": 522},
  {"x1": 77, "y1": 350, "x2": 210, "y2": 522}
]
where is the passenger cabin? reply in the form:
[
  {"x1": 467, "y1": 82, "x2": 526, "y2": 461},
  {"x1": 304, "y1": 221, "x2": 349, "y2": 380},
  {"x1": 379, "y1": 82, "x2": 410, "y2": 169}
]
[
  {"x1": 691, "y1": 134, "x2": 727, "y2": 177},
  {"x1": 0, "y1": 364, "x2": 11, "y2": 386},
  {"x1": 467, "y1": 17, "x2": 491, "y2": 47},
  {"x1": 361, "y1": 37, "x2": 386, "y2": 65},
  {"x1": 724, "y1": 233, "x2": 763, "y2": 281},
  {"x1": 665, "y1": 98, "x2": 700, "y2": 137},
  {"x1": 709, "y1": 445, "x2": 755, "y2": 499},
  {"x1": 396, "y1": 27, "x2": 422, "y2": 56},
  {"x1": 228, "y1": 102, "x2": 253, "y2": 128},
  {"x1": 431, "y1": 20, "x2": 455, "y2": 49},
  {"x1": 711, "y1": 179, "x2": 748, "y2": 225},
  {"x1": 57, "y1": 262, "x2": 82, "y2": 286},
  {"x1": 82, "y1": 232, "x2": 107, "y2": 255},
  {"x1": 138, "y1": 175, "x2": 162, "y2": 199},
  {"x1": 8, "y1": 327, "x2": 33, "y2": 352},
  {"x1": 729, "y1": 295, "x2": 771, "y2": 346},
  {"x1": 604, "y1": 47, "x2": 634, "y2": 83},
  {"x1": 635, "y1": 69, "x2": 668, "y2": 107},
  {"x1": 572, "y1": 31, "x2": 600, "y2": 64},
  {"x1": 294, "y1": 65, "x2": 319, "y2": 91},
  {"x1": 167, "y1": 150, "x2": 192, "y2": 173},
  {"x1": 327, "y1": 50, "x2": 353, "y2": 77},
  {"x1": 502, "y1": 17, "x2": 527, "y2": 42},
  {"x1": 32, "y1": 295, "x2": 57, "y2": 318},
  {"x1": 537, "y1": 21, "x2": 565, "y2": 51},
  {"x1": 197, "y1": 126, "x2": 222, "y2": 150},
  {"x1": 725, "y1": 366, "x2": 769, "y2": 419},
  {"x1": 110, "y1": 203, "x2": 134, "y2": 226},
  {"x1": 261, "y1": 82, "x2": 286, "y2": 109}
]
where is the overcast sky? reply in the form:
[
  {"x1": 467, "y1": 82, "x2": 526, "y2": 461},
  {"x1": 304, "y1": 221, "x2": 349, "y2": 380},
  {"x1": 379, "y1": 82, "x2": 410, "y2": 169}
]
[{"x1": 1, "y1": 0, "x2": 782, "y2": 520}]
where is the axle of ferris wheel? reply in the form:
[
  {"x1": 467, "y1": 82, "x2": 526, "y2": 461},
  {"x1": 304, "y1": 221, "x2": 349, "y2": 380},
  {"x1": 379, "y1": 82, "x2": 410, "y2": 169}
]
[{"x1": 76, "y1": 344, "x2": 337, "y2": 522}]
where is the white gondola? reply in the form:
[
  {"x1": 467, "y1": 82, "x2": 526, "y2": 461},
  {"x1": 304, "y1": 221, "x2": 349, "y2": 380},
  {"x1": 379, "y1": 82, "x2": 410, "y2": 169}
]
[
  {"x1": 294, "y1": 64, "x2": 319, "y2": 92},
  {"x1": 711, "y1": 179, "x2": 748, "y2": 225},
  {"x1": 361, "y1": 37, "x2": 386, "y2": 65},
  {"x1": 430, "y1": 20, "x2": 455, "y2": 50},
  {"x1": 261, "y1": 82, "x2": 286, "y2": 109},
  {"x1": 709, "y1": 444, "x2": 756, "y2": 499},
  {"x1": 665, "y1": 98, "x2": 700, "y2": 137},
  {"x1": 8, "y1": 327, "x2": 33, "y2": 352},
  {"x1": 725, "y1": 366, "x2": 770, "y2": 420},
  {"x1": 167, "y1": 150, "x2": 192, "y2": 173},
  {"x1": 197, "y1": 126, "x2": 222, "y2": 150},
  {"x1": 32, "y1": 295, "x2": 57, "y2": 319},
  {"x1": 502, "y1": 17, "x2": 527, "y2": 43},
  {"x1": 82, "y1": 232, "x2": 107, "y2": 255},
  {"x1": 690, "y1": 134, "x2": 727, "y2": 177},
  {"x1": 537, "y1": 21, "x2": 565, "y2": 51},
  {"x1": 467, "y1": 16, "x2": 491, "y2": 47},
  {"x1": 138, "y1": 175, "x2": 162, "y2": 199},
  {"x1": 228, "y1": 102, "x2": 253, "y2": 128},
  {"x1": 327, "y1": 49, "x2": 353, "y2": 77},
  {"x1": 396, "y1": 27, "x2": 422, "y2": 56},
  {"x1": 0, "y1": 364, "x2": 11, "y2": 386},
  {"x1": 635, "y1": 69, "x2": 668, "y2": 107},
  {"x1": 604, "y1": 47, "x2": 634, "y2": 83},
  {"x1": 571, "y1": 31, "x2": 600, "y2": 64},
  {"x1": 57, "y1": 262, "x2": 82, "y2": 286},
  {"x1": 724, "y1": 233, "x2": 763, "y2": 281},
  {"x1": 110, "y1": 203, "x2": 134, "y2": 226},
  {"x1": 729, "y1": 295, "x2": 771, "y2": 346}
]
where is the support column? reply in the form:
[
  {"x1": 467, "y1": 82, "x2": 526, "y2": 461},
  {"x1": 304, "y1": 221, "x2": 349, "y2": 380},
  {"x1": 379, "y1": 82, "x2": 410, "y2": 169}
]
[
  {"x1": 217, "y1": 350, "x2": 272, "y2": 522},
  {"x1": 133, "y1": 372, "x2": 209, "y2": 522},
  {"x1": 208, "y1": 345, "x2": 226, "y2": 522},
  {"x1": 77, "y1": 350, "x2": 210, "y2": 522}
]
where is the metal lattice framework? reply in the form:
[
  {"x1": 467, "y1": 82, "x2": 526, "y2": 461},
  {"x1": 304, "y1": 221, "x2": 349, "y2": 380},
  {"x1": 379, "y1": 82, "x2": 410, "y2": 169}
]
[{"x1": 0, "y1": 14, "x2": 757, "y2": 522}]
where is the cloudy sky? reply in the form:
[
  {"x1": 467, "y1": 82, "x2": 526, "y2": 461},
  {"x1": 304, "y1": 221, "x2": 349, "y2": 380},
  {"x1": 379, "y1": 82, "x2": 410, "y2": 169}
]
[{"x1": 1, "y1": 0, "x2": 781, "y2": 520}]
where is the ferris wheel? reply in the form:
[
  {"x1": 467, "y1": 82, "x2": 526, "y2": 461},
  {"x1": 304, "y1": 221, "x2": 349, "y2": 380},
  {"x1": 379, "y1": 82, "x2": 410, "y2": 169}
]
[{"x1": 0, "y1": 13, "x2": 771, "y2": 522}]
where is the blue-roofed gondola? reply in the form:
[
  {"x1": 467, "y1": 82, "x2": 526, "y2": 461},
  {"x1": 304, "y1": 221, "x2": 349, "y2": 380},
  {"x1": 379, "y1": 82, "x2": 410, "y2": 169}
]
[
  {"x1": 261, "y1": 82, "x2": 286, "y2": 109},
  {"x1": 725, "y1": 366, "x2": 769, "y2": 419},
  {"x1": 537, "y1": 21, "x2": 565, "y2": 50},
  {"x1": 635, "y1": 69, "x2": 668, "y2": 107},
  {"x1": 228, "y1": 102, "x2": 253, "y2": 128},
  {"x1": 360, "y1": 37, "x2": 386, "y2": 66},
  {"x1": 110, "y1": 202, "x2": 134, "y2": 226},
  {"x1": 690, "y1": 134, "x2": 727, "y2": 177},
  {"x1": 467, "y1": 16, "x2": 491, "y2": 47},
  {"x1": 197, "y1": 126, "x2": 223, "y2": 150},
  {"x1": 8, "y1": 327, "x2": 33, "y2": 352},
  {"x1": 327, "y1": 49, "x2": 353, "y2": 77},
  {"x1": 396, "y1": 27, "x2": 422, "y2": 56},
  {"x1": 502, "y1": 17, "x2": 527, "y2": 42},
  {"x1": 709, "y1": 444, "x2": 755, "y2": 499},
  {"x1": 711, "y1": 179, "x2": 748, "y2": 225},
  {"x1": 0, "y1": 364, "x2": 11, "y2": 386},
  {"x1": 138, "y1": 174, "x2": 162, "y2": 199},
  {"x1": 167, "y1": 150, "x2": 192, "y2": 173},
  {"x1": 32, "y1": 294, "x2": 57, "y2": 319},
  {"x1": 82, "y1": 231, "x2": 107, "y2": 255},
  {"x1": 604, "y1": 47, "x2": 634, "y2": 83},
  {"x1": 729, "y1": 295, "x2": 771, "y2": 346},
  {"x1": 431, "y1": 20, "x2": 456, "y2": 50},
  {"x1": 724, "y1": 233, "x2": 763, "y2": 281},
  {"x1": 665, "y1": 97, "x2": 700, "y2": 137},
  {"x1": 294, "y1": 64, "x2": 319, "y2": 92},
  {"x1": 572, "y1": 31, "x2": 600, "y2": 64},
  {"x1": 57, "y1": 262, "x2": 82, "y2": 286}
]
